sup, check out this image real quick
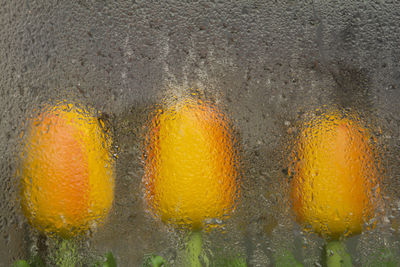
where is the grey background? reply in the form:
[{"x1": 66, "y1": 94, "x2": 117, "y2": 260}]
[{"x1": 1, "y1": 1, "x2": 399, "y2": 266}]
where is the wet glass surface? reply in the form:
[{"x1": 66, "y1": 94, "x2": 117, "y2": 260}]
[{"x1": 1, "y1": 1, "x2": 400, "y2": 266}]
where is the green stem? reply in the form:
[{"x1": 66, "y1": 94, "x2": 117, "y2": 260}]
[
  {"x1": 55, "y1": 239, "x2": 78, "y2": 267},
  {"x1": 185, "y1": 231, "x2": 203, "y2": 267},
  {"x1": 325, "y1": 240, "x2": 352, "y2": 267}
]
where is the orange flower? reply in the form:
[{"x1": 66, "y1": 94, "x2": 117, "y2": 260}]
[
  {"x1": 20, "y1": 103, "x2": 114, "y2": 238},
  {"x1": 290, "y1": 111, "x2": 381, "y2": 239}
]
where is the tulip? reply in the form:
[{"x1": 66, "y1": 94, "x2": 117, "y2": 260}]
[
  {"x1": 143, "y1": 96, "x2": 240, "y2": 266},
  {"x1": 19, "y1": 102, "x2": 115, "y2": 265},
  {"x1": 290, "y1": 110, "x2": 381, "y2": 266}
]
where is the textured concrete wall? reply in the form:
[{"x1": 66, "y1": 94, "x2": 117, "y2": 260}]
[{"x1": 1, "y1": 1, "x2": 400, "y2": 266}]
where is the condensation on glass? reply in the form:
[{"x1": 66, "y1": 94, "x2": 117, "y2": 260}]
[{"x1": 0, "y1": 1, "x2": 399, "y2": 266}]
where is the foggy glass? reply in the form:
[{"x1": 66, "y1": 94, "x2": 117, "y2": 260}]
[{"x1": 0, "y1": 1, "x2": 399, "y2": 266}]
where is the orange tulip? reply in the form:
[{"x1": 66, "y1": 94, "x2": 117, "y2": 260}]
[
  {"x1": 290, "y1": 110, "x2": 381, "y2": 239},
  {"x1": 20, "y1": 102, "x2": 114, "y2": 238}
]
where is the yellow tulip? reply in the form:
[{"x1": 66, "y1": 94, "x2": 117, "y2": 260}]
[{"x1": 143, "y1": 97, "x2": 240, "y2": 230}]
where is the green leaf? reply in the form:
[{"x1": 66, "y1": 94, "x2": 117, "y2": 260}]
[
  {"x1": 141, "y1": 254, "x2": 168, "y2": 267},
  {"x1": 94, "y1": 252, "x2": 118, "y2": 267},
  {"x1": 103, "y1": 252, "x2": 117, "y2": 267},
  {"x1": 12, "y1": 260, "x2": 30, "y2": 267},
  {"x1": 30, "y1": 255, "x2": 46, "y2": 267},
  {"x1": 366, "y1": 248, "x2": 398, "y2": 267},
  {"x1": 274, "y1": 250, "x2": 303, "y2": 267}
]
